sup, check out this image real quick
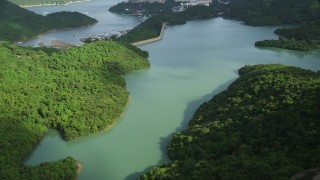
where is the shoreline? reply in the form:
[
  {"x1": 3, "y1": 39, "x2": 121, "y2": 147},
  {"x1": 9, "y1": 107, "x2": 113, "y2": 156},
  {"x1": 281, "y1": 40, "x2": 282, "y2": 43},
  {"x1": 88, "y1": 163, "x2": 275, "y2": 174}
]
[
  {"x1": 19, "y1": 21, "x2": 98, "y2": 46},
  {"x1": 89, "y1": 96, "x2": 132, "y2": 133},
  {"x1": 66, "y1": 96, "x2": 132, "y2": 141},
  {"x1": 39, "y1": 21, "x2": 98, "y2": 36},
  {"x1": 39, "y1": 40, "x2": 75, "y2": 49},
  {"x1": 72, "y1": 96, "x2": 134, "y2": 178},
  {"x1": 76, "y1": 161, "x2": 83, "y2": 176},
  {"x1": 20, "y1": 0, "x2": 91, "y2": 8}
]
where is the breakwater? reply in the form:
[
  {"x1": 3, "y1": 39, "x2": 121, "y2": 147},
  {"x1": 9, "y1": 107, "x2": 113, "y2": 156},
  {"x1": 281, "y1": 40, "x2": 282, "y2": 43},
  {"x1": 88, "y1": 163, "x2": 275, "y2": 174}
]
[{"x1": 131, "y1": 23, "x2": 166, "y2": 46}]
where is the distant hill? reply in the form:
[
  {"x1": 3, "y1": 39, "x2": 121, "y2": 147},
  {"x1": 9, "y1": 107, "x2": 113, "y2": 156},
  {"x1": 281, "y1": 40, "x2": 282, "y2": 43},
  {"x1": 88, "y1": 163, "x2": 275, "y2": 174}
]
[
  {"x1": 214, "y1": 0, "x2": 320, "y2": 25},
  {"x1": 8, "y1": 0, "x2": 82, "y2": 6},
  {"x1": 0, "y1": 0, "x2": 97, "y2": 42},
  {"x1": 109, "y1": 0, "x2": 179, "y2": 15},
  {"x1": 141, "y1": 64, "x2": 320, "y2": 179}
]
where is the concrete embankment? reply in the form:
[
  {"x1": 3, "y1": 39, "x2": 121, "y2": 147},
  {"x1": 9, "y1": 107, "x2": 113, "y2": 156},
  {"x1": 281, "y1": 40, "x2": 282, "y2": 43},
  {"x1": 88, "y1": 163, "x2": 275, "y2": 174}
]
[{"x1": 131, "y1": 23, "x2": 166, "y2": 46}]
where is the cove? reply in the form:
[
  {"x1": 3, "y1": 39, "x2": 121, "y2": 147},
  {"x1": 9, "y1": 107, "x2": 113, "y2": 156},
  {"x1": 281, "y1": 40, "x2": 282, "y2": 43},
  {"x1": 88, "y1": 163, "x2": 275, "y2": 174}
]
[{"x1": 25, "y1": 6, "x2": 320, "y2": 180}]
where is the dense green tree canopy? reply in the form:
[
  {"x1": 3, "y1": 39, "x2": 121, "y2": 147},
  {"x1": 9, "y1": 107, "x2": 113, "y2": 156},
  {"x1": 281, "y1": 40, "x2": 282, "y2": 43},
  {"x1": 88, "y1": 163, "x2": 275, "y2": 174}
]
[
  {"x1": 256, "y1": 22, "x2": 320, "y2": 51},
  {"x1": 141, "y1": 64, "x2": 320, "y2": 179},
  {"x1": 0, "y1": 40, "x2": 149, "y2": 179},
  {"x1": 109, "y1": 0, "x2": 180, "y2": 15}
]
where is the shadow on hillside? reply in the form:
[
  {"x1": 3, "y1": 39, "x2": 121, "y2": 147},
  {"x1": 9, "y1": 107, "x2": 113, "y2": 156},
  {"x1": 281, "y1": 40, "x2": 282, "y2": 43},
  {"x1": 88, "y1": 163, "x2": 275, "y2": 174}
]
[{"x1": 124, "y1": 78, "x2": 236, "y2": 180}]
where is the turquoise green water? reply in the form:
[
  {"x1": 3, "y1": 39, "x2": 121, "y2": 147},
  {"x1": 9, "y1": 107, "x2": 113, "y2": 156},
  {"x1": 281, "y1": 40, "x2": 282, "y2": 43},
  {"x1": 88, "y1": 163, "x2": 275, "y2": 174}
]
[{"x1": 26, "y1": 18, "x2": 320, "y2": 179}]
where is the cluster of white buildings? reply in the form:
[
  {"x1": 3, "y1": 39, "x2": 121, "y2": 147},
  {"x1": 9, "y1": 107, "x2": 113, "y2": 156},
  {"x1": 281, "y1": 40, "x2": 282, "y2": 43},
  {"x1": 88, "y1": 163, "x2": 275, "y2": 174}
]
[{"x1": 172, "y1": 0, "x2": 212, "y2": 12}]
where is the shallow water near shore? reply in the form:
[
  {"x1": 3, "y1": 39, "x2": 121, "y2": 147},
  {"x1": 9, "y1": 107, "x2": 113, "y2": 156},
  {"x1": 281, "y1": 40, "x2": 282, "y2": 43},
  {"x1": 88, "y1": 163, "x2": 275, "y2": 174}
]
[{"x1": 24, "y1": 1, "x2": 320, "y2": 179}]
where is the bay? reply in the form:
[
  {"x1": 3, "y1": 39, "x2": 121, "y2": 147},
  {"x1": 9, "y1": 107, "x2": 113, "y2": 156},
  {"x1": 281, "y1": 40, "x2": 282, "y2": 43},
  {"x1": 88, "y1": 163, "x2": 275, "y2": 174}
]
[
  {"x1": 24, "y1": 2, "x2": 320, "y2": 180},
  {"x1": 22, "y1": 0, "x2": 140, "y2": 46}
]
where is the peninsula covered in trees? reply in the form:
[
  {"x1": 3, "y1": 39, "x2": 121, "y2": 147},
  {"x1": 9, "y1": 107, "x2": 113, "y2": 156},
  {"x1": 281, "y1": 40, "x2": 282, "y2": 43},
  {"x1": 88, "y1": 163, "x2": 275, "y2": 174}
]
[
  {"x1": 0, "y1": 40, "x2": 150, "y2": 179},
  {"x1": 141, "y1": 64, "x2": 320, "y2": 179},
  {"x1": 0, "y1": 0, "x2": 97, "y2": 42}
]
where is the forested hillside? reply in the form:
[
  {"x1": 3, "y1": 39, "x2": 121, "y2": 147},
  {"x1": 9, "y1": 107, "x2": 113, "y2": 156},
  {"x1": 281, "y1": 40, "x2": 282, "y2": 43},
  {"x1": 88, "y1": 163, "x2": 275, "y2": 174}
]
[
  {"x1": 141, "y1": 64, "x2": 320, "y2": 179},
  {"x1": 255, "y1": 22, "x2": 320, "y2": 51},
  {"x1": 214, "y1": 0, "x2": 320, "y2": 25},
  {"x1": 0, "y1": 40, "x2": 149, "y2": 179},
  {"x1": 109, "y1": 0, "x2": 179, "y2": 15},
  {"x1": 0, "y1": 0, "x2": 97, "y2": 42},
  {"x1": 8, "y1": 0, "x2": 81, "y2": 6}
]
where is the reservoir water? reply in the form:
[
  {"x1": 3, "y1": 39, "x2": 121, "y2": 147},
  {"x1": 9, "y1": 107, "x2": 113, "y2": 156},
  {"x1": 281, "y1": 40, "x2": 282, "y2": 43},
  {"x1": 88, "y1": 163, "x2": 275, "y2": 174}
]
[{"x1": 24, "y1": 1, "x2": 320, "y2": 179}]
